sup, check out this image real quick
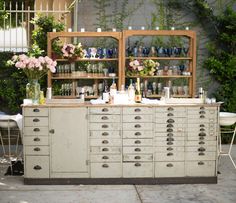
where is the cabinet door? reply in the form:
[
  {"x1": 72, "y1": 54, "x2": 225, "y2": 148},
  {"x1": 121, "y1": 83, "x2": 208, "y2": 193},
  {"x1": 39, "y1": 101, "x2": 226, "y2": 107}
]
[{"x1": 50, "y1": 108, "x2": 88, "y2": 173}]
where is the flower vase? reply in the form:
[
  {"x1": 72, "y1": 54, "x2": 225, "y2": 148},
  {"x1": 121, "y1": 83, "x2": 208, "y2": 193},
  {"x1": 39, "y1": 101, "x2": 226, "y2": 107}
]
[{"x1": 26, "y1": 79, "x2": 40, "y2": 104}]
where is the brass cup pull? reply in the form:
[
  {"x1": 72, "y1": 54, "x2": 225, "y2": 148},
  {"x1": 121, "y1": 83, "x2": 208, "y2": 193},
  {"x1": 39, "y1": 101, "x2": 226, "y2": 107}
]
[
  {"x1": 134, "y1": 156, "x2": 141, "y2": 160},
  {"x1": 134, "y1": 140, "x2": 141, "y2": 144},
  {"x1": 135, "y1": 116, "x2": 141, "y2": 120},
  {"x1": 167, "y1": 141, "x2": 173, "y2": 145},
  {"x1": 199, "y1": 141, "x2": 205, "y2": 145},
  {"x1": 134, "y1": 108, "x2": 141, "y2": 112},
  {"x1": 33, "y1": 137, "x2": 40, "y2": 142},
  {"x1": 49, "y1": 129, "x2": 55, "y2": 134},
  {"x1": 33, "y1": 108, "x2": 40, "y2": 112},
  {"x1": 102, "y1": 108, "x2": 108, "y2": 112},
  {"x1": 200, "y1": 128, "x2": 205, "y2": 131},
  {"x1": 167, "y1": 119, "x2": 174, "y2": 123},
  {"x1": 102, "y1": 132, "x2": 109, "y2": 136},
  {"x1": 167, "y1": 113, "x2": 174, "y2": 117},
  {"x1": 33, "y1": 128, "x2": 40, "y2": 132},
  {"x1": 167, "y1": 133, "x2": 173, "y2": 137},
  {"x1": 134, "y1": 132, "x2": 141, "y2": 136},
  {"x1": 198, "y1": 161, "x2": 204, "y2": 165},
  {"x1": 199, "y1": 132, "x2": 206, "y2": 137},
  {"x1": 167, "y1": 147, "x2": 173, "y2": 151},
  {"x1": 167, "y1": 152, "x2": 173, "y2": 156},
  {"x1": 33, "y1": 118, "x2": 40, "y2": 122},
  {"x1": 198, "y1": 147, "x2": 206, "y2": 152},
  {"x1": 135, "y1": 163, "x2": 141, "y2": 167},
  {"x1": 135, "y1": 148, "x2": 141, "y2": 152},
  {"x1": 167, "y1": 107, "x2": 173, "y2": 111},
  {"x1": 166, "y1": 163, "x2": 173, "y2": 167},
  {"x1": 167, "y1": 124, "x2": 173, "y2": 128},
  {"x1": 199, "y1": 111, "x2": 206, "y2": 114},
  {"x1": 200, "y1": 106, "x2": 205, "y2": 110},
  {"x1": 199, "y1": 152, "x2": 205, "y2": 156},
  {"x1": 34, "y1": 147, "x2": 41, "y2": 151},
  {"x1": 167, "y1": 128, "x2": 173, "y2": 132},
  {"x1": 167, "y1": 137, "x2": 174, "y2": 142},
  {"x1": 200, "y1": 124, "x2": 205, "y2": 127},
  {"x1": 33, "y1": 165, "x2": 42, "y2": 170},
  {"x1": 199, "y1": 136, "x2": 205, "y2": 140},
  {"x1": 102, "y1": 164, "x2": 109, "y2": 168},
  {"x1": 101, "y1": 116, "x2": 108, "y2": 120},
  {"x1": 135, "y1": 124, "x2": 141, "y2": 128},
  {"x1": 200, "y1": 115, "x2": 205, "y2": 119},
  {"x1": 102, "y1": 156, "x2": 109, "y2": 160},
  {"x1": 102, "y1": 124, "x2": 108, "y2": 128},
  {"x1": 102, "y1": 140, "x2": 109, "y2": 144},
  {"x1": 102, "y1": 148, "x2": 109, "y2": 152}
]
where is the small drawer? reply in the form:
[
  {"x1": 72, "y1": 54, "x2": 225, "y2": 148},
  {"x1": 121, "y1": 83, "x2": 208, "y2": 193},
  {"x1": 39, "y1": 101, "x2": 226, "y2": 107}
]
[
  {"x1": 123, "y1": 123, "x2": 153, "y2": 131},
  {"x1": 123, "y1": 146, "x2": 153, "y2": 154},
  {"x1": 188, "y1": 118, "x2": 216, "y2": 124},
  {"x1": 185, "y1": 146, "x2": 217, "y2": 152},
  {"x1": 154, "y1": 140, "x2": 184, "y2": 147},
  {"x1": 123, "y1": 154, "x2": 153, "y2": 162},
  {"x1": 24, "y1": 107, "x2": 48, "y2": 117},
  {"x1": 156, "y1": 107, "x2": 186, "y2": 113},
  {"x1": 187, "y1": 113, "x2": 216, "y2": 119},
  {"x1": 155, "y1": 162, "x2": 184, "y2": 177},
  {"x1": 187, "y1": 135, "x2": 217, "y2": 141},
  {"x1": 185, "y1": 161, "x2": 216, "y2": 176},
  {"x1": 155, "y1": 146, "x2": 184, "y2": 152},
  {"x1": 24, "y1": 117, "x2": 48, "y2": 127},
  {"x1": 187, "y1": 131, "x2": 217, "y2": 138},
  {"x1": 89, "y1": 115, "x2": 121, "y2": 123},
  {"x1": 156, "y1": 117, "x2": 185, "y2": 124},
  {"x1": 90, "y1": 139, "x2": 122, "y2": 147},
  {"x1": 187, "y1": 123, "x2": 217, "y2": 130},
  {"x1": 90, "y1": 154, "x2": 121, "y2": 162},
  {"x1": 123, "y1": 162, "x2": 153, "y2": 177},
  {"x1": 24, "y1": 127, "x2": 48, "y2": 136},
  {"x1": 186, "y1": 140, "x2": 217, "y2": 146},
  {"x1": 89, "y1": 107, "x2": 121, "y2": 115},
  {"x1": 156, "y1": 112, "x2": 185, "y2": 118},
  {"x1": 90, "y1": 146, "x2": 121, "y2": 154},
  {"x1": 123, "y1": 114, "x2": 153, "y2": 123},
  {"x1": 123, "y1": 131, "x2": 153, "y2": 138},
  {"x1": 25, "y1": 146, "x2": 49, "y2": 155},
  {"x1": 155, "y1": 126, "x2": 184, "y2": 133},
  {"x1": 155, "y1": 152, "x2": 184, "y2": 161},
  {"x1": 154, "y1": 136, "x2": 184, "y2": 142},
  {"x1": 24, "y1": 136, "x2": 49, "y2": 146},
  {"x1": 90, "y1": 123, "x2": 121, "y2": 131},
  {"x1": 155, "y1": 132, "x2": 184, "y2": 137},
  {"x1": 91, "y1": 163, "x2": 122, "y2": 178},
  {"x1": 90, "y1": 131, "x2": 121, "y2": 138},
  {"x1": 123, "y1": 139, "x2": 153, "y2": 146},
  {"x1": 123, "y1": 107, "x2": 153, "y2": 115},
  {"x1": 25, "y1": 156, "x2": 49, "y2": 178},
  {"x1": 185, "y1": 152, "x2": 216, "y2": 161}
]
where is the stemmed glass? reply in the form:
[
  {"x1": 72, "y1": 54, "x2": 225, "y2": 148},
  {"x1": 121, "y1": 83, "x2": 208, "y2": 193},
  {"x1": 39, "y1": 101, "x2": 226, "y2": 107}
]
[{"x1": 183, "y1": 47, "x2": 189, "y2": 57}]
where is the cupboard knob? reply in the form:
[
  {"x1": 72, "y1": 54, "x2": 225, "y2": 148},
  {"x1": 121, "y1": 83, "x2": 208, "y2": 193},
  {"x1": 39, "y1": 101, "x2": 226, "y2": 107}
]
[
  {"x1": 33, "y1": 118, "x2": 40, "y2": 122},
  {"x1": 102, "y1": 164, "x2": 109, "y2": 168},
  {"x1": 101, "y1": 116, "x2": 108, "y2": 120},
  {"x1": 33, "y1": 108, "x2": 40, "y2": 112},
  {"x1": 134, "y1": 116, "x2": 141, "y2": 120},
  {"x1": 102, "y1": 108, "x2": 108, "y2": 112},
  {"x1": 33, "y1": 128, "x2": 40, "y2": 132},
  {"x1": 166, "y1": 163, "x2": 173, "y2": 167},
  {"x1": 135, "y1": 124, "x2": 141, "y2": 128},
  {"x1": 134, "y1": 156, "x2": 141, "y2": 160},
  {"x1": 134, "y1": 108, "x2": 141, "y2": 112},
  {"x1": 33, "y1": 165, "x2": 42, "y2": 170},
  {"x1": 135, "y1": 163, "x2": 141, "y2": 167},
  {"x1": 33, "y1": 137, "x2": 40, "y2": 142},
  {"x1": 102, "y1": 140, "x2": 109, "y2": 144},
  {"x1": 34, "y1": 147, "x2": 40, "y2": 151},
  {"x1": 135, "y1": 148, "x2": 141, "y2": 152},
  {"x1": 134, "y1": 140, "x2": 141, "y2": 144},
  {"x1": 134, "y1": 132, "x2": 141, "y2": 136}
]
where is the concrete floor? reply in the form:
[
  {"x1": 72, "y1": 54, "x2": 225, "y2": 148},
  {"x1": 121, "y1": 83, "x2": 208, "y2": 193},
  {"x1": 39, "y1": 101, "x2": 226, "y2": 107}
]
[{"x1": 0, "y1": 145, "x2": 236, "y2": 203}]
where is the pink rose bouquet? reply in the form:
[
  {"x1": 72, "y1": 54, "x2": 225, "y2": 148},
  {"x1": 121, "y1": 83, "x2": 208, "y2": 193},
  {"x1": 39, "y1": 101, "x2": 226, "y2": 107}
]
[{"x1": 61, "y1": 43, "x2": 85, "y2": 59}]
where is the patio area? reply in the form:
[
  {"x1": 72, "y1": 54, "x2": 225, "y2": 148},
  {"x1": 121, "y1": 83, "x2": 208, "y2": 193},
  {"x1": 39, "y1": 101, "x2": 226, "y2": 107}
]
[{"x1": 0, "y1": 145, "x2": 235, "y2": 203}]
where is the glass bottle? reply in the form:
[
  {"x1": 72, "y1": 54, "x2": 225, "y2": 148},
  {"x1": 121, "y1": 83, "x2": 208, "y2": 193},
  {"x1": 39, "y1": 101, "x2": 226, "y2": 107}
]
[
  {"x1": 128, "y1": 79, "x2": 135, "y2": 102},
  {"x1": 135, "y1": 78, "x2": 142, "y2": 103},
  {"x1": 110, "y1": 77, "x2": 117, "y2": 103},
  {"x1": 102, "y1": 80, "x2": 109, "y2": 103}
]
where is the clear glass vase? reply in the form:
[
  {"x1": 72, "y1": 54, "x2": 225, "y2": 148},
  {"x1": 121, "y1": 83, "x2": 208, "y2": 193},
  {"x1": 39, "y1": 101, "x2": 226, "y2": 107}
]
[{"x1": 26, "y1": 79, "x2": 40, "y2": 104}]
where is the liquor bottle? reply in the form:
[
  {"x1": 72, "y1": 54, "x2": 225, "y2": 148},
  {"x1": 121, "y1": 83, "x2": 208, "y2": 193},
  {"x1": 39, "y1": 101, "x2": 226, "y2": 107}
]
[
  {"x1": 102, "y1": 80, "x2": 110, "y2": 103},
  {"x1": 135, "y1": 78, "x2": 142, "y2": 103},
  {"x1": 128, "y1": 79, "x2": 135, "y2": 102},
  {"x1": 110, "y1": 77, "x2": 117, "y2": 103}
]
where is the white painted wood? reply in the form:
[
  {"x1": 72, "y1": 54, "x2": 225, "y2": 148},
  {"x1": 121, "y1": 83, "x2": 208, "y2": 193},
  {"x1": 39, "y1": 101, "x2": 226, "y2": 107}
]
[
  {"x1": 24, "y1": 136, "x2": 49, "y2": 146},
  {"x1": 90, "y1": 154, "x2": 122, "y2": 162},
  {"x1": 25, "y1": 156, "x2": 49, "y2": 178},
  {"x1": 25, "y1": 146, "x2": 49, "y2": 155},
  {"x1": 90, "y1": 146, "x2": 121, "y2": 154},
  {"x1": 90, "y1": 138, "x2": 122, "y2": 147},
  {"x1": 123, "y1": 138, "x2": 153, "y2": 146},
  {"x1": 155, "y1": 152, "x2": 184, "y2": 161},
  {"x1": 123, "y1": 130, "x2": 153, "y2": 138},
  {"x1": 155, "y1": 162, "x2": 184, "y2": 177},
  {"x1": 50, "y1": 108, "x2": 88, "y2": 173},
  {"x1": 89, "y1": 123, "x2": 121, "y2": 131},
  {"x1": 24, "y1": 126, "x2": 48, "y2": 136},
  {"x1": 122, "y1": 107, "x2": 153, "y2": 114},
  {"x1": 123, "y1": 146, "x2": 153, "y2": 154},
  {"x1": 90, "y1": 131, "x2": 121, "y2": 138},
  {"x1": 186, "y1": 161, "x2": 216, "y2": 176},
  {"x1": 123, "y1": 154, "x2": 153, "y2": 162},
  {"x1": 24, "y1": 117, "x2": 48, "y2": 127},
  {"x1": 91, "y1": 163, "x2": 122, "y2": 178},
  {"x1": 123, "y1": 162, "x2": 153, "y2": 177},
  {"x1": 24, "y1": 107, "x2": 48, "y2": 117},
  {"x1": 89, "y1": 115, "x2": 121, "y2": 123},
  {"x1": 122, "y1": 114, "x2": 153, "y2": 122},
  {"x1": 123, "y1": 123, "x2": 153, "y2": 131},
  {"x1": 89, "y1": 107, "x2": 121, "y2": 114}
]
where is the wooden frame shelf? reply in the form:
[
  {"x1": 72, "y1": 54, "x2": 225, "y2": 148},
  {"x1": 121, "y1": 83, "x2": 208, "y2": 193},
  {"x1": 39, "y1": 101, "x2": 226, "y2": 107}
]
[
  {"x1": 146, "y1": 94, "x2": 190, "y2": 98},
  {"x1": 52, "y1": 76, "x2": 118, "y2": 80},
  {"x1": 126, "y1": 75, "x2": 192, "y2": 79},
  {"x1": 55, "y1": 58, "x2": 118, "y2": 62},
  {"x1": 125, "y1": 57, "x2": 192, "y2": 60}
]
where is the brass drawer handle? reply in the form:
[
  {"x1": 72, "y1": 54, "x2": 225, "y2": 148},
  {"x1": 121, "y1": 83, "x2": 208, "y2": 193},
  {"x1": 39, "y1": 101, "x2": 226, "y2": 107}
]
[
  {"x1": 135, "y1": 124, "x2": 141, "y2": 128},
  {"x1": 167, "y1": 137, "x2": 174, "y2": 142},
  {"x1": 134, "y1": 140, "x2": 141, "y2": 144},
  {"x1": 198, "y1": 147, "x2": 206, "y2": 152},
  {"x1": 102, "y1": 140, "x2": 109, "y2": 144},
  {"x1": 134, "y1": 108, "x2": 141, "y2": 112},
  {"x1": 102, "y1": 148, "x2": 109, "y2": 152},
  {"x1": 199, "y1": 132, "x2": 206, "y2": 137},
  {"x1": 102, "y1": 124, "x2": 108, "y2": 128},
  {"x1": 198, "y1": 161, "x2": 204, "y2": 165},
  {"x1": 199, "y1": 136, "x2": 205, "y2": 140},
  {"x1": 101, "y1": 116, "x2": 108, "y2": 120},
  {"x1": 167, "y1": 133, "x2": 173, "y2": 137},
  {"x1": 200, "y1": 128, "x2": 205, "y2": 131},
  {"x1": 167, "y1": 113, "x2": 174, "y2": 117},
  {"x1": 102, "y1": 164, "x2": 109, "y2": 168},
  {"x1": 166, "y1": 163, "x2": 173, "y2": 167},
  {"x1": 49, "y1": 129, "x2": 55, "y2": 134},
  {"x1": 199, "y1": 152, "x2": 205, "y2": 156},
  {"x1": 199, "y1": 111, "x2": 206, "y2": 114},
  {"x1": 167, "y1": 147, "x2": 173, "y2": 151},
  {"x1": 134, "y1": 156, "x2": 141, "y2": 160},
  {"x1": 102, "y1": 132, "x2": 109, "y2": 136},
  {"x1": 135, "y1": 116, "x2": 141, "y2": 120},
  {"x1": 200, "y1": 106, "x2": 205, "y2": 110},
  {"x1": 33, "y1": 165, "x2": 42, "y2": 170},
  {"x1": 33, "y1": 137, "x2": 40, "y2": 142},
  {"x1": 34, "y1": 147, "x2": 41, "y2": 151},
  {"x1": 200, "y1": 124, "x2": 205, "y2": 127},
  {"x1": 167, "y1": 141, "x2": 173, "y2": 145},
  {"x1": 33, "y1": 118, "x2": 40, "y2": 122},
  {"x1": 167, "y1": 152, "x2": 173, "y2": 156},
  {"x1": 167, "y1": 128, "x2": 173, "y2": 132},
  {"x1": 167, "y1": 107, "x2": 174, "y2": 111},
  {"x1": 135, "y1": 148, "x2": 141, "y2": 152},
  {"x1": 102, "y1": 108, "x2": 109, "y2": 112},
  {"x1": 135, "y1": 163, "x2": 141, "y2": 167},
  {"x1": 33, "y1": 108, "x2": 40, "y2": 112},
  {"x1": 167, "y1": 119, "x2": 174, "y2": 123},
  {"x1": 33, "y1": 128, "x2": 40, "y2": 132},
  {"x1": 134, "y1": 132, "x2": 141, "y2": 136},
  {"x1": 102, "y1": 156, "x2": 109, "y2": 160},
  {"x1": 167, "y1": 124, "x2": 173, "y2": 128},
  {"x1": 199, "y1": 141, "x2": 205, "y2": 145},
  {"x1": 200, "y1": 115, "x2": 205, "y2": 119}
]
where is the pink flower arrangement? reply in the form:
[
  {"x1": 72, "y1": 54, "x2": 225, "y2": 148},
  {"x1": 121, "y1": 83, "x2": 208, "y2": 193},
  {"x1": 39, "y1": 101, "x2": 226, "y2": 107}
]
[
  {"x1": 8, "y1": 54, "x2": 57, "y2": 80},
  {"x1": 61, "y1": 43, "x2": 85, "y2": 59}
]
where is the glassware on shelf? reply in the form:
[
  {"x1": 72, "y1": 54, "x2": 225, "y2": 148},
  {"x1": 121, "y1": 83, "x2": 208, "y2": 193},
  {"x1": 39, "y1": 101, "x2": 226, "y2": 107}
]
[{"x1": 183, "y1": 85, "x2": 189, "y2": 96}]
